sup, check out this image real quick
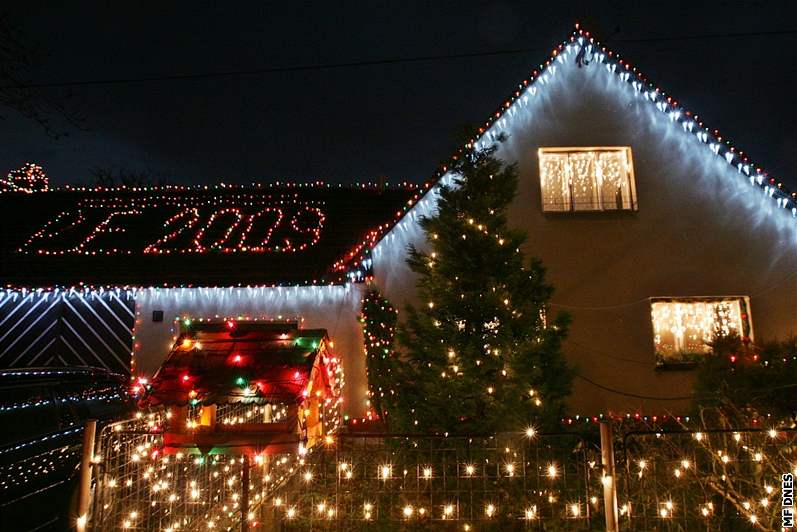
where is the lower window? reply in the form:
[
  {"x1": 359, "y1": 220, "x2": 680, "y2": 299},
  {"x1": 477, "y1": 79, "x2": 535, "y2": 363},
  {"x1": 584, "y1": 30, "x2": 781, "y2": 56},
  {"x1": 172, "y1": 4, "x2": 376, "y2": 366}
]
[{"x1": 650, "y1": 296, "x2": 752, "y2": 366}]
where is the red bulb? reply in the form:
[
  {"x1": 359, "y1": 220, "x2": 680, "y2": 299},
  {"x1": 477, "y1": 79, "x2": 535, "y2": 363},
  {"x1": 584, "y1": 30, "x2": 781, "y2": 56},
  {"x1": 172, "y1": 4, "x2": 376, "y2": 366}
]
[{"x1": 226, "y1": 320, "x2": 236, "y2": 330}]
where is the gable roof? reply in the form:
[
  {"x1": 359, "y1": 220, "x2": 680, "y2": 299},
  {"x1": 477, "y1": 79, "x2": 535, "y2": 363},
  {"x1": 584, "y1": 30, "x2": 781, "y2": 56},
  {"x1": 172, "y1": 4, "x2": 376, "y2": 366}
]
[
  {"x1": 144, "y1": 321, "x2": 334, "y2": 406},
  {"x1": 368, "y1": 24, "x2": 797, "y2": 254},
  {"x1": 0, "y1": 182, "x2": 417, "y2": 287}
]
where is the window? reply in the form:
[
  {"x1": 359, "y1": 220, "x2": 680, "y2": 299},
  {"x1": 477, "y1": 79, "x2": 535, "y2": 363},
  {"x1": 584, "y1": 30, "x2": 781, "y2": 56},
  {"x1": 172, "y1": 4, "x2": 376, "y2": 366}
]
[
  {"x1": 538, "y1": 147, "x2": 637, "y2": 212},
  {"x1": 650, "y1": 297, "x2": 752, "y2": 365}
]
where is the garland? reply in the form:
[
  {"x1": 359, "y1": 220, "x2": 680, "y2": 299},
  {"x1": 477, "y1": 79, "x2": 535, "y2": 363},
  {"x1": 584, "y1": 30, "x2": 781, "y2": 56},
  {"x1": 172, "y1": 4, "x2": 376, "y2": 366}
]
[{"x1": 359, "y1": 289, "x2": 398, "y2": 423}]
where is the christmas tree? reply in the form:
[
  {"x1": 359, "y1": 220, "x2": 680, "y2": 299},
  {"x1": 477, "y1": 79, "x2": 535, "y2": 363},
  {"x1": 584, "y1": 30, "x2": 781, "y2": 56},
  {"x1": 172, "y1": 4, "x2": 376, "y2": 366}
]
[{"x1": 383, "y1": 136, "x2": 573, "y2": 435}]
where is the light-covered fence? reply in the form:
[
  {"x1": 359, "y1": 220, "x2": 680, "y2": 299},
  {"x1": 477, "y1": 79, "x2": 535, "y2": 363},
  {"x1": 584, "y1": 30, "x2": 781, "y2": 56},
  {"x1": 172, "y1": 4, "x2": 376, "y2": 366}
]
[
  {"x1": 619, "y1": 427, "x2": 797, "y2": 531},
  {"x1": 88, "y1": 412, "x2": 301, "y2": 531},
  {"x1": 83, "y1": 419, "x2": 797, "y2": 531},
  {"x1": 265, "y1": 432, "x2": 600, "y2": 529}
]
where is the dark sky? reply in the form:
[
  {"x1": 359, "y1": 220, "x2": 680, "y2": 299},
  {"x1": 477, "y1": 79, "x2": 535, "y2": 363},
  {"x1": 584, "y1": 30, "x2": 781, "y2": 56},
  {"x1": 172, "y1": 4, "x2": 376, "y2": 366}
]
[{"x1": 2, "y1": 1, "x2": 797, "y2": 187}]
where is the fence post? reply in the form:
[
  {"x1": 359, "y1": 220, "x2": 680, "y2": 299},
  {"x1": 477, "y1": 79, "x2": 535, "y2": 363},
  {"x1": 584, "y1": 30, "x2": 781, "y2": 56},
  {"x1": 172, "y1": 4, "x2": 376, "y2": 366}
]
[
  {"x1": 600, "y1": 421, "x2": 619, "y2": 532},
  {"x1": 241, "y1": 455, "x2": 250, "y2": 532},
  {"x1": 77, "y1": 419, "x2": 97, "y2": 531}
]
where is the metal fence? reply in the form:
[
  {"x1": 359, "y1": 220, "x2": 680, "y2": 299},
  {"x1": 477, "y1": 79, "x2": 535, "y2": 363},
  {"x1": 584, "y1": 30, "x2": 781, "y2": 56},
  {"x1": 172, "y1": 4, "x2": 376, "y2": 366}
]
[
  {"x1": 618, "y1": 427, "x2": 797, "y2": 531},
  {"x1": 266, "y1": 431, "x2": 600, "y2": 530},
  {"x1": 83, "y1": 419, "x2": 797, "y2": 531},
  {"x1": 88, "y1": 412, "x2": 301, "y2": 531}
]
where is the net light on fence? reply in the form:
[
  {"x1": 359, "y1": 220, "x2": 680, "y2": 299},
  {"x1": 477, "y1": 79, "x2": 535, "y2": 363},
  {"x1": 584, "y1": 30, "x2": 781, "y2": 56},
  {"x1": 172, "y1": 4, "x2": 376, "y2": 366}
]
[
  {"x1": 422, "y1": 466, "x2": 433, "y2": 479},
  {"x1": 303, "y1": 470, "x2": 313, "y2": 482},
  {"x1": 380, "y1": 464, "x2": 392, "y2": 479},
  {"x1": 546, "y1": 463, "x2": 558, "y2": 478},
  {"x1": 443, "y1": 504, "x2": 454, "y2": 518},
  {"x1": 524, "y1": 506, "x2": 538, "y2": 520},
  {"x1": 286, "y1": 507, "x2": 296, "y2": 519},
  {"x1": 525, "y1": 426, "x2": 537, "y2": 438},
  {"x1": 485, "y1": 503, "x2": 495, "y2": 518},
  {"x1": 403, "y1": 505, "x2": 413, "y2": 518},
  {"x1": 464, "y1": 464, "x2": 475, "y2": 476},
  {"x1": 570, "y1": 503, "x2": 580, "y2": 517}
]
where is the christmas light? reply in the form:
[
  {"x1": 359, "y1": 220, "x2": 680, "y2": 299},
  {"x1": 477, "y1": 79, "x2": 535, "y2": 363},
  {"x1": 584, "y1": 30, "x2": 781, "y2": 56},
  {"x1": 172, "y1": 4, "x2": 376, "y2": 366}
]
[{"x1": 1, "y1": 163, "x2": 49, "y2": 193}]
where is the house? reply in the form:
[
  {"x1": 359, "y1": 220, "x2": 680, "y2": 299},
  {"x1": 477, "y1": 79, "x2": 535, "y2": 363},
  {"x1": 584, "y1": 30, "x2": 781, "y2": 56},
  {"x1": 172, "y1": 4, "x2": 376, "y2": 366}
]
[{"x1": 1, "y1": 26, "x2": 795, "y2": 420}]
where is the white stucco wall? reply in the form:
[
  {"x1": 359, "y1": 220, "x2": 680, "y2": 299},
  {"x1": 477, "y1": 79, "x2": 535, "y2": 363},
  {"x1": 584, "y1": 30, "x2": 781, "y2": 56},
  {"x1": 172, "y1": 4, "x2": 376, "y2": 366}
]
[
  {"x1": 132, "y1": 284, "x2": 368, "y2": 417},
  {"x1": 371, "y1": 42, "x2": 797, "y2": 415}
]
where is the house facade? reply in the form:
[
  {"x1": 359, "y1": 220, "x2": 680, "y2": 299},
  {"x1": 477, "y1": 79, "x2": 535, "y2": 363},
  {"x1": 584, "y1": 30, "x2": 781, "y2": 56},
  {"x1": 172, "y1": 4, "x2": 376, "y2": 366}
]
[{"x1": 2, "y1": 27, "x2": 795, "y2": 419}]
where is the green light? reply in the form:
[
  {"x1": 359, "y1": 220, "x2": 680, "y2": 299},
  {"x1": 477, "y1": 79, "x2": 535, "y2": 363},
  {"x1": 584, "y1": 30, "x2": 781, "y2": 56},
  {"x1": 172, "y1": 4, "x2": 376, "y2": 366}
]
[
  {"x1": 183, "y1": 318, "x2": 192, "y2": 327},
  {"x1": 235, "y1": 377, "x2": 247, "y2": 387},
  {"x1": 190, "y1": 398, "x2": 200, "y2": 406}
]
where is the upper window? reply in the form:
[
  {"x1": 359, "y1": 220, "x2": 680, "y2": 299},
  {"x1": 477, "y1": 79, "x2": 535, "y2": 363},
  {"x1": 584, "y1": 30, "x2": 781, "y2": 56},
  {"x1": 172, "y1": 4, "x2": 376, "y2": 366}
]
[
  {"x1": 650, "y1": 296, "x2": 752, "y2": 366},
  {"x1": 538, "y1": 147, "x2": 637, "y2": 212}
]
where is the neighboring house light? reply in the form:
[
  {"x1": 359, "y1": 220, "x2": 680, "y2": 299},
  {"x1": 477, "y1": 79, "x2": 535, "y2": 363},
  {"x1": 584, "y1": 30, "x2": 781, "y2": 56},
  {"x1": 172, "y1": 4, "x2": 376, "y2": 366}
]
[
  {"x1": 650, "y1": 296, "x2": 752, "y2": 365},
  {"x1": 538, "y1": 147, "x2": 637, "y2": 212}
]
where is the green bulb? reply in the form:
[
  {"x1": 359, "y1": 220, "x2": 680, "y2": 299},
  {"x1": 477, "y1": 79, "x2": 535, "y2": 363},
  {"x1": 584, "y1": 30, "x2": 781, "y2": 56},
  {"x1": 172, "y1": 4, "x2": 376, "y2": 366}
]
[{"x1": 235, "y1": 377, "x2": 246, "y2": 386}]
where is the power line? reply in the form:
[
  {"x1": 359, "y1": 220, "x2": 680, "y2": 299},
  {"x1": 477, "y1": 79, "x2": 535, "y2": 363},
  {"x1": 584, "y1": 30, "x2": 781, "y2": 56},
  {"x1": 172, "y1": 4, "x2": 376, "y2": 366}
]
[
  {"x1": 611, "y1": 28, "x2": 797, "y2": 43},
  {"x1": 575, "y1": 374, "x2": 694, "y2": 401},
  {"x1": 0, "y1": 46, "x2": 546, "y2": 90},
  {"x1": 3, "y1": 28, "x2": 797, "y2": 90}
]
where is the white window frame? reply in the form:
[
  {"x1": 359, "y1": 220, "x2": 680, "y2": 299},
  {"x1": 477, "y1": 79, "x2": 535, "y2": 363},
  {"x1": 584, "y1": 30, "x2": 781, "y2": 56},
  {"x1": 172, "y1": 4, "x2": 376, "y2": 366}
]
[
  {"x1": 649, "y1": 296, "x2": 753, "y2": 366},
  {"x1": 538, "y1": 146, "x2": 638, "y2": 213}
]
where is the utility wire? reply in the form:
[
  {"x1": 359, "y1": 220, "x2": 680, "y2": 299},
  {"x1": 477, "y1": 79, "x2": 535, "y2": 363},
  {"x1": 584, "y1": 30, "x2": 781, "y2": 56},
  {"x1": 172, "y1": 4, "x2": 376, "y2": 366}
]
[
  {"x1": 3, "y1": 28, "x2": 796, "y2": 90},
  {"x1": 575, "y1": 374, "x2": 694, "y2": 401},
  {"x1": 0, "y1": 47, "x2": 547, "y2": 90}
]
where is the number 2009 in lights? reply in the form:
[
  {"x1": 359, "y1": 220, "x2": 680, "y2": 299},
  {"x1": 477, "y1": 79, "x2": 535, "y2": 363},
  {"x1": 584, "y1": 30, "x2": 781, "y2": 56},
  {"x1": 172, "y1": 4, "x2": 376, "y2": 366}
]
[{"x1": 18, "y1": 200, "x2": 325, "y2": 255}]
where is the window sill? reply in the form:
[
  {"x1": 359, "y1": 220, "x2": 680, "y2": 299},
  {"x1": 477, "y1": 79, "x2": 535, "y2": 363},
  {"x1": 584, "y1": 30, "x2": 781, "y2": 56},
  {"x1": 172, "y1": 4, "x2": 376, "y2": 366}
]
[{"x1": 541, "y1": 209, "x2": 639, "y2": 219}]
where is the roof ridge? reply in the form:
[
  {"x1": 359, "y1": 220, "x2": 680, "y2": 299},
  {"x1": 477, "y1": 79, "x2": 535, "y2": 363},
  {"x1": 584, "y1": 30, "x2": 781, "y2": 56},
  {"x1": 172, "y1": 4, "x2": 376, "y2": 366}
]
[{"x1": 1, "y1": 180, "x2": 422, "y2": 195}]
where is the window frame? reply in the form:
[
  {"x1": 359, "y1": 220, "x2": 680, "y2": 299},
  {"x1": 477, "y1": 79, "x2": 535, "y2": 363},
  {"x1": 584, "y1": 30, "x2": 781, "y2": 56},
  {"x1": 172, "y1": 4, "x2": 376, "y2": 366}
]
[
  {"x1": 649, "y1": 295, "x2": 753, "y2": 368},
  {"x1": 537, "y1": 146, "x2": 638, "y2": 213}
]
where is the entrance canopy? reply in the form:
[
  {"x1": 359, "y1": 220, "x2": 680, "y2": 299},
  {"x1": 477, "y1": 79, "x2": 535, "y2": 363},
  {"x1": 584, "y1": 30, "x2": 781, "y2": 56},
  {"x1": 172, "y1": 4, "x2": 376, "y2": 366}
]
[{"x1": 144, "y1": 320, "x2": 338, "y2": 407}]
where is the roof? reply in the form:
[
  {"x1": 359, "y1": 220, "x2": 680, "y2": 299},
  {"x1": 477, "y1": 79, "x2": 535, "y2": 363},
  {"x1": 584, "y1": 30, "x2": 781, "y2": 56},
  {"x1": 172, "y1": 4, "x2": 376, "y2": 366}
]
[
  {"x1": 5, "y1": 26, "x2": 790, "y2": 291},
  {"x1": 0, "y1": 182, "x2": 418, "y2": 287},
  {"x1": 144, "y1": 321, "x2": 333, "y2": 406},
  {"x1": 373, "y1": 24, "x2": 797, "y2": 251}
]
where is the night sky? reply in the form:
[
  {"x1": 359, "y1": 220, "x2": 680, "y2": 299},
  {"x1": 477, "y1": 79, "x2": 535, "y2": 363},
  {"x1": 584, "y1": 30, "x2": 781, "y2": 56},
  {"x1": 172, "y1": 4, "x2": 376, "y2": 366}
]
[{"x1": 2, "y1": 1, "x2": 797, "y2": 187}]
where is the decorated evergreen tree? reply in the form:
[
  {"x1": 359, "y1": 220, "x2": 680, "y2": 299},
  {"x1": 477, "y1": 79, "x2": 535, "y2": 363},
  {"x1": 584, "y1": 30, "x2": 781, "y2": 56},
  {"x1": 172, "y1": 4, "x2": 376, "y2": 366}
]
[{"x1": 383, "y1": 137, "x2": 572, "y2": 435}]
